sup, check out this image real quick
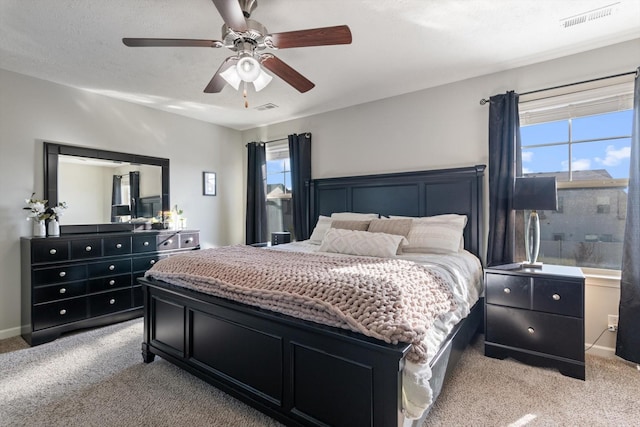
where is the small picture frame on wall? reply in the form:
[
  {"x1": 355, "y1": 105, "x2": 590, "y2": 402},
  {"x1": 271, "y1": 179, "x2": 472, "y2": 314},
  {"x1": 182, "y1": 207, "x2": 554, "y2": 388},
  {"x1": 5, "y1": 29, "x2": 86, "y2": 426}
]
[{"x1": 203, "y1": 172, "x2": 216, "y2": 196}]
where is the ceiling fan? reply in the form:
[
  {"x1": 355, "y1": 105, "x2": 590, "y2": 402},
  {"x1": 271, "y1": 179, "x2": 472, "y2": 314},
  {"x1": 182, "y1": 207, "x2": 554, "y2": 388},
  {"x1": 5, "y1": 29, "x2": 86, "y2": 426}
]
[{"x1": 123, "y1": 0, "x2": 352, "y2": 97}]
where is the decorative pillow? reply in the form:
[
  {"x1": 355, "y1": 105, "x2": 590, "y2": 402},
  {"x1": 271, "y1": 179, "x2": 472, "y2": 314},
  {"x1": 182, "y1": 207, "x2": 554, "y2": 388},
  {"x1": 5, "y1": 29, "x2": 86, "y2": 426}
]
[
  {"x1": 330, "y1": 212, "x2": 379, "y2": 220},
  {"x1": 391, "y1": 214, "x2": 467, "y2": 254},
  {"x1": 367, "y1": 218, "x2": 412, "y2": 238},
  {"x1": 318, "y1": 228, "x2": 408, "y2": 258},
  {"x1": 330, "y1": 220, "x2": 371, "y2": 231},
  {"x1": 308, "y1": 216, "x2": 332, "y2": 244}
]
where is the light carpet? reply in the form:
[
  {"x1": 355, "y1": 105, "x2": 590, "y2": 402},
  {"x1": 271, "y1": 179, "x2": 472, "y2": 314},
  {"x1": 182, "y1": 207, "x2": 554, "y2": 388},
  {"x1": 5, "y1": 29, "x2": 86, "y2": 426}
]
[{"x1": 1, "y1": 319, "x2": 639, "y2": 426}]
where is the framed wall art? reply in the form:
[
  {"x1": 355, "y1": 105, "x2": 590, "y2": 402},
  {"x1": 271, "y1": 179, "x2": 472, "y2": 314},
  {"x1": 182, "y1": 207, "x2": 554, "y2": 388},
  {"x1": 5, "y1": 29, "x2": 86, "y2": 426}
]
[{"x1": 203, "y1": 172, "x2": 216, "y2": 196}]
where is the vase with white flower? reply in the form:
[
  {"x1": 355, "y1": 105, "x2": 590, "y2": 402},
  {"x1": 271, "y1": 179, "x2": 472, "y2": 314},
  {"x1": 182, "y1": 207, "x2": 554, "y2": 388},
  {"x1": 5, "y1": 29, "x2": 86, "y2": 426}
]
[
  {"x1": 24, "y1": 193, "x2": 49, "y2": 237},
  {"x1": 45, "y1": 202, "x2": 68, "y2": 237}
]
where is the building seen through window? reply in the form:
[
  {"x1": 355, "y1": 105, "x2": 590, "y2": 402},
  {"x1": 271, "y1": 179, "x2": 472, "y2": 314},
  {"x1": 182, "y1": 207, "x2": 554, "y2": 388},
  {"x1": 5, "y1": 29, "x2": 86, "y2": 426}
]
[{"x1": 265, "y1": 141, "x2": 294, "y2": 239}]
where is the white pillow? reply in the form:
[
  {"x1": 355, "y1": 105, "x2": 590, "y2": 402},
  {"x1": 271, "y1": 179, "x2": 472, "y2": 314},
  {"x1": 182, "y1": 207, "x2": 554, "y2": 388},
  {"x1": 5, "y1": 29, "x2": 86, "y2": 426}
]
[
  {"x1": 391, "y1": 214, "x2": 467, "y2": 254},
  {"x1": 330, "y1": 212, "x2": 379, "y2": 220},
  {"x1": 308, "y1": 216, "x2": 332, "y2": 244},
  {"x1": 318, "y1": 228, "x2": 407, "y2": 258}
]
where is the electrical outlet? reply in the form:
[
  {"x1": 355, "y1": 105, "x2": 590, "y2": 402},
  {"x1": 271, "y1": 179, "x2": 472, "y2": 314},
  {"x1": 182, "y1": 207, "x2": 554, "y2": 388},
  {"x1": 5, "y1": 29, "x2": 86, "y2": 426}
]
[{"x1": 608, "y1": 314, "x2": 618, "y2": 332}]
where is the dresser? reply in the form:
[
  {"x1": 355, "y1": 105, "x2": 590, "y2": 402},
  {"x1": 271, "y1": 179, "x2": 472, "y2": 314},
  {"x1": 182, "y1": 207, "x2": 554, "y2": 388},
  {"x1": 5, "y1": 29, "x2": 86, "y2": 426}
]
[
  {"x1": 484, "y1": 264, "x2": 585, "y2": 380},
  {"x1": 21, "y1": 229, "x2": 199, "y2": 346}
]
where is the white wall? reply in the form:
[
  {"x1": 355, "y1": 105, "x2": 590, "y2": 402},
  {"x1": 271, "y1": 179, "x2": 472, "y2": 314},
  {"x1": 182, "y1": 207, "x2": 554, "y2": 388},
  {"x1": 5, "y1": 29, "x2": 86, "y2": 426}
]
[
  {"x1": 242, "y1": 38, "x2": 640, "y2": 356},
  {"x1": 0, "y1": 69, "x2": 245, "y2": 339}
]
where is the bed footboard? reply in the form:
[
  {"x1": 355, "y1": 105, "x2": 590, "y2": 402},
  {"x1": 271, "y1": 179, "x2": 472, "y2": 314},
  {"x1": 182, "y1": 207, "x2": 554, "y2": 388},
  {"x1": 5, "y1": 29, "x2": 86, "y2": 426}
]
[{"x1": 140, "y1": 277, "x2": 412, "y2": 427}]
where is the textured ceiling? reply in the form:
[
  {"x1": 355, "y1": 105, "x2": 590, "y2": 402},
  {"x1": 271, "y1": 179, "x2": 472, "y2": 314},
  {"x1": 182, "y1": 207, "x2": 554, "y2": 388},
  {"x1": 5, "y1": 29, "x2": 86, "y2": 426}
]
[{"x1": 1, "y1": 0, "x2": 639, "y2": 130}]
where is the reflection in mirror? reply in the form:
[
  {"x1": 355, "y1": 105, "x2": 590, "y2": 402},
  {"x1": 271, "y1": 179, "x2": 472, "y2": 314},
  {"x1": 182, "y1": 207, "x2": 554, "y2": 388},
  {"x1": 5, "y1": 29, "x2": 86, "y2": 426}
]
[{"x1": 58, "y1": 155, "x2": 163, "y2": 225}]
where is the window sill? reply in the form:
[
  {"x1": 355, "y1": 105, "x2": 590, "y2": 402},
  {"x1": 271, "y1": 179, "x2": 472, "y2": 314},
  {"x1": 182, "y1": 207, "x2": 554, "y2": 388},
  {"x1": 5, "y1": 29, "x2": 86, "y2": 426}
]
[{"x1": 582, "y1": 267, "x2": 621, "y2": 289}]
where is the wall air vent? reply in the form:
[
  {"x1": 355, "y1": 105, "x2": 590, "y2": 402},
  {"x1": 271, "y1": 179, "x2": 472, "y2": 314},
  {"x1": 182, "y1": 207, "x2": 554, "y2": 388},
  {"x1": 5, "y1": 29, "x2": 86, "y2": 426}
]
[
  {"x1": 255, "y1": 103, "x2": 279, "y2": 111},
  {"x1": 561, "y1": 2, "x2": 619, "y2": 28}
]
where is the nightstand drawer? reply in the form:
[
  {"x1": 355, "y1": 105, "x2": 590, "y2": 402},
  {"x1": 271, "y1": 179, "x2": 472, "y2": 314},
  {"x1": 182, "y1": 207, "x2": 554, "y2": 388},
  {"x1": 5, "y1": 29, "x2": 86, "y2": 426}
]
[
  {"x1": 486, "y1": 305, "x2": 583, "y2": 361},
  {"x1": 533, "y1": 278, "x2": 583, "y2": 318},
  {"x1": 485, "y1": 273, "x2": 530, "y2": 309}
]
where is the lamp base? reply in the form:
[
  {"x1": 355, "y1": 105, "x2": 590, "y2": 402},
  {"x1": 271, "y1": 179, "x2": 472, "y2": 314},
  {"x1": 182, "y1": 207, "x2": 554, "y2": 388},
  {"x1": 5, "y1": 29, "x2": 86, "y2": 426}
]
[{"x1": 521, "y1": 261, "x2": 543, "y2": 268}]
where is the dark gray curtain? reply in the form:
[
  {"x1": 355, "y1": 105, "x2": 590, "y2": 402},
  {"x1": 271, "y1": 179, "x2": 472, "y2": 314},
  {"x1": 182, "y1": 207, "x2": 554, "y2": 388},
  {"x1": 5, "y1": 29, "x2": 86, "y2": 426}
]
[
  {"x1": 288, "y1": 133, "x2": 312, "y2": 241},
  {"x1": 487, "y1": 91, "x2": 522, "y2": 266},
  {"x1": 129, "y1": 171, "x2": 140, "y2": 218},
  {"x1": 246, "y1": 142, "x2": 267, "y2": 245},
  {"x1": 110, "y1": 175, "x2": 122, "y2": 222},
  {"x1": 616, "y1": 68, "x2": 640, "y2": 364}
]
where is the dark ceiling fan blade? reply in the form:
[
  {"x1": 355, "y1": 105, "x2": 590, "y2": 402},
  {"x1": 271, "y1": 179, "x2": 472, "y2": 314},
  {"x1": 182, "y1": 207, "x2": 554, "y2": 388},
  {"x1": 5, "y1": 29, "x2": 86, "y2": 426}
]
[
  {"x1": 204, "y1": 57, "x2": 238, "y2": 93},
  {"x1": 268, "y1": 25, "x2": 352, "y2": 49},
  {"x1": 123, "y1": 38, "x2": 223, "y2": 48},
  {"x1": 260, "y1": 54, "x2": 315, "y2": 93},
  {"x1": 211, "y1": 0, "x2": 247, "y2": 31}
]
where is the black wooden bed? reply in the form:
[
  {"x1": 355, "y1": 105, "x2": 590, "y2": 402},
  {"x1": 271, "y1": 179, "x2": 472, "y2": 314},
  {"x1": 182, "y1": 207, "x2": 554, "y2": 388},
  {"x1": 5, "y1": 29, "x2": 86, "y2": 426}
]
[{"x1": 138, "y1": 164, "x2": 486, "y2": 427}]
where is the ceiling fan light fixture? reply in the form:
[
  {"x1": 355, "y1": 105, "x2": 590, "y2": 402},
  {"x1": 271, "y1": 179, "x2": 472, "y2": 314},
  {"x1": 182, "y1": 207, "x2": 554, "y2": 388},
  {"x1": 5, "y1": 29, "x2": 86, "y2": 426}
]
[
  {"x1": 220, "y1": 66, "x2": 242, "y2": 90},
  {"x1": 236, "y1": 55, "x2": 261, "y2": 82},
  {"x1": 252, "y1": 69, "x2": 273, "y2": 92}
]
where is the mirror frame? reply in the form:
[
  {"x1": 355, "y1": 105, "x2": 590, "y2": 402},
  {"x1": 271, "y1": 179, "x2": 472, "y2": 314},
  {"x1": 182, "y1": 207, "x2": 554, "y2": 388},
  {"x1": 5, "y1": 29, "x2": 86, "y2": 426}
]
[{"x1": 44, "y1": 142, "x2": 170, "y2": 233}]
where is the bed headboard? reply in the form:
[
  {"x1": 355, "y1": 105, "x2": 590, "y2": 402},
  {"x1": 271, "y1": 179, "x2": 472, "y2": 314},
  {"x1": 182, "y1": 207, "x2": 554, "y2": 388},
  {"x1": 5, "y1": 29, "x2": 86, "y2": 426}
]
[{"x1": 309, "y1": 165, "x2": 486, "y2": 262}]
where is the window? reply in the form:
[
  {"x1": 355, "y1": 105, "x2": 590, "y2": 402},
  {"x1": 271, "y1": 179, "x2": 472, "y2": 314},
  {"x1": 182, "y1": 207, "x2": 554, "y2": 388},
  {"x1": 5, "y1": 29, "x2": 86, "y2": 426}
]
[
  {"x1": 265, "y1": 141, "x2": 294, "y2": 238},
  {"x1": 519, "y1": 79, "x2": 633, "y2": 271}
]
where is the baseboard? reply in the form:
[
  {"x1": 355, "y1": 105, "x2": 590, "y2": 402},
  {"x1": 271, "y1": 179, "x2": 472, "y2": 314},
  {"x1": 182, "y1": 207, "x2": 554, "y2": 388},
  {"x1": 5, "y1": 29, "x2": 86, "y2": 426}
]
[
  {"x1": 0, "y1": 326, "x2": 22, "y2": 341},
  {"x1": 585, "y1": 344, "x2": 615, "y2": 358}
]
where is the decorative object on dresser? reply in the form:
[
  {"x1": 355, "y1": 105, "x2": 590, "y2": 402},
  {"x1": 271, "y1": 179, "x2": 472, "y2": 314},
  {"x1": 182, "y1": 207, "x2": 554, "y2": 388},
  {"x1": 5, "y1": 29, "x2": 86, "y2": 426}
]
[
  {"x1": 484, "y1": 264, "x2": 585, "y2": 380},
  {"x1": 512, "y1": 176, "x2": 558, "y2": 267},
  {"x1": 21, "y1": 229, "x2": 199, "y2": 346}
]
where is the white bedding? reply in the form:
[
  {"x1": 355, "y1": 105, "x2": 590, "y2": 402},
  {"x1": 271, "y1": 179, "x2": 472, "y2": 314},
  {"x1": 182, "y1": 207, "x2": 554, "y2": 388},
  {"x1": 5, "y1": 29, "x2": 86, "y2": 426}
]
[{"x1": 271, "y1": 240, "x2": 483, "y2": 420}]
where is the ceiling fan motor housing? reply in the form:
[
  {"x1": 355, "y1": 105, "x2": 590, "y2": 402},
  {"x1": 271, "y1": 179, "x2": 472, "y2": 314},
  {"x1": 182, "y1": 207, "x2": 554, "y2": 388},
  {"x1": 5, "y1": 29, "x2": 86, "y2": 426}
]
[
  {"x1": 222, "y1": 18, "x2": 268, "y2": 52},
  {"x1": 238, "y1": 0, "x2": 258, "y2": 18}
]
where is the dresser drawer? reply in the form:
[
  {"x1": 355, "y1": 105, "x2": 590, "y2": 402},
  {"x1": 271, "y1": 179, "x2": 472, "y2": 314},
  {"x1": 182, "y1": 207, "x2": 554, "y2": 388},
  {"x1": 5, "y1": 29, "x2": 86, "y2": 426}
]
[
  {"x1": 89, "y1": 289, "x2": 132, "y2": 317},
  {"x1": 132, "y1": 254, "x2": 166, "y2": 272},
  {"x1": 532, "y1": 277, "x2": 583, "y2": 318},
  {"x1": 132, "y1": 235, "x2": 157, "y2": 253},
  {"x1": 485, "y1": 273, "x2": 530, "y2": 309},
  {"x1": 88, "y1": 273, "x2": 132, "y2": 293},
  {"x1": 33, "y1": 298, "x2": 87, "y2": 330},
  {"x1": 33, "y1": 265, "x2": 87, "y2": 285},
  {"x1": 32, "y1": 240, "x2": 70, "y2": 263},
  {"x1": 157, "y1": 234, "x2": 179, "y2": 251},
  {"x1": 71, "y1": 238, "x2": 103, "y2": 259},
  {"x1": 88, "y1": 259, "x2": 132, "y2": 278},
  {"x1": 104, "y1": 236, "x2": 132, "y2": 256},
  {"x1": 180, "y1": 233, "x2": 199, "y2": 249},
  {"x1": 486, "y1": 305, "x2": 584, "y2": 361},
  {"x1": 33, "y1": 281, "x2": 87, "y2": 304}
]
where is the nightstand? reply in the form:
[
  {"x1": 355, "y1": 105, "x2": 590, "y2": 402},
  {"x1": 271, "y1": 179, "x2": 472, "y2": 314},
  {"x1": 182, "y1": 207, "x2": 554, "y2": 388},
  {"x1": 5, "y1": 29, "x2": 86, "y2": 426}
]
[{"x1": 484, "y1": 264, "x2": 585, "y2": 380}]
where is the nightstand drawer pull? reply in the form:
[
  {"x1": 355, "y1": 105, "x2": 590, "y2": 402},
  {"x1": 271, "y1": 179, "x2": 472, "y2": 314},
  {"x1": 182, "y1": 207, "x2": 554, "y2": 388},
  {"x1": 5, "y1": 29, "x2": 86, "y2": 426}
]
[
  {"x1": 85, "y1": 245, "x2": 92, "y2": 252},
  {"x1": 527, "y1": 327, "x2": 535, "y2": 334},
  {"x1": 116, "y1": 243, "x2": 123, "y2": 249},
  {"x1": 59, "y1": 271, "x2": 66, "y2": 278},
  {"x1": 59, "y1": 288, "x2": 66, "y2": 294},
  {"x1": 49, "y1": 249, "x2": 57, "y2": 255},
  {"x1": 59, "y1": 309, "x2": 67, "y2": 315},
  {"x1": 503, "y1": 288, "x2": 511, "y2": 294},
  {"x1": 552, "y1": 293, "x2": 561, "y2": 301}
]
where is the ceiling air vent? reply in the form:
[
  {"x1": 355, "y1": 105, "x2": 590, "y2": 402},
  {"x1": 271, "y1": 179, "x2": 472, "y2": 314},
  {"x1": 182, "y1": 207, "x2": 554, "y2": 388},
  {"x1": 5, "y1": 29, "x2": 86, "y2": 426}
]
[
  {"x1": 255, "y1": 103, "x2": 279, "y2": 111},
  {"x1": 561, "y1": 2, "x2": 619, "y2": 28}
]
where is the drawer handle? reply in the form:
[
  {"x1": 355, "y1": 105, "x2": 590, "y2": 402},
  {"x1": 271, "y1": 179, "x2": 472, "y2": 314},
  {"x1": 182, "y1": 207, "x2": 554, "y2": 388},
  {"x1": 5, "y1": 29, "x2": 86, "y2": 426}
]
[
  {"x1": 109, "y1": 265, "x2": 115, "y2": 271},
  {"x1": 503, "y1": 287, "x2": 511, "y2": 294},
  {"x1": 164, "y1": 239, "x2": 173, "y2": 245},
  {"x1": 185, "y1": 239, "x2": 191, "y2": 244},
  {"x1": 59, "y1": 309, "x2": 67, "y2": 315},
  {"x1": 116, "y1": 243, "x2": 123, "y2": 249},
  {"x1": 59, "y1": 288, "x2": 66, "y2": 294},
  {"x1": 49, "y1": 249, "x2": 57, "y2": 255},
  {"x1": 59, "y1": 271, "x2": 66, "y2": 278},
  {"x1": 109, "y1": 280, "x2": 116, "y2": 286},
  {"x1": 143, "y1": 241, "x2": 150, "y2": 246},
  {"x1": 527, "y1": 327, "x2": 535, "y2": 334},
  {"x1": 109, "y1": 299, "x2": 116, "y2": 305},
  {"x1": 149, "y1": 259, "x2": 156, "y2": 265},
  {"x1": 85, "y1": 245, "x2": 92, "y2": 252},
  {"x1": 552, "y1": 293, "x2": 561, "y2": 301}
]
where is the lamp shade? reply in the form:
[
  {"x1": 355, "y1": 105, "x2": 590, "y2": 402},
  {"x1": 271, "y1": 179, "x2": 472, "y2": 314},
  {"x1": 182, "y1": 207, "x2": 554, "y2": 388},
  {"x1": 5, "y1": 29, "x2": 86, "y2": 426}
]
[
  {"x1": 513, "y1": 177, "x2": 558, "y2": 211},
  {"x1": 236, "y1": 56, "x2": 261, "y2": 82}
]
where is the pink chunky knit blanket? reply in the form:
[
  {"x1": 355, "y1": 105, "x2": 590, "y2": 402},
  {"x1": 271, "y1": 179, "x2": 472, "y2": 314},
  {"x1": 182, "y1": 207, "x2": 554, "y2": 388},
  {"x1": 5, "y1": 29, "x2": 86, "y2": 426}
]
[{"x1": 145, "y1": 245, "x2": 456, "y2": 363}]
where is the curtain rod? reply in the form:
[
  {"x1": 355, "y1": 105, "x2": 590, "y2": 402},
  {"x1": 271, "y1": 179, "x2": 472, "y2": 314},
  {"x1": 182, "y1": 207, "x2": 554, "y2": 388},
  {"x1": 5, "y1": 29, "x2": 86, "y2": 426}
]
[
  {"x1": 245, "y1": 137, "x2": 287, "y2": 147},
  {"x1": 479, "y1": 69, "x2": 638, "y2": 105}
]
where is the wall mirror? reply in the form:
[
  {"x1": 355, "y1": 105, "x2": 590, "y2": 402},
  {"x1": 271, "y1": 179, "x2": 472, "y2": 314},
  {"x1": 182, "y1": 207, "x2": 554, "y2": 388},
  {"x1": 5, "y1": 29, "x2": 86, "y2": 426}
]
[{"x1": 44, "y1": 142, "x2": 169, "y2": 227}]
